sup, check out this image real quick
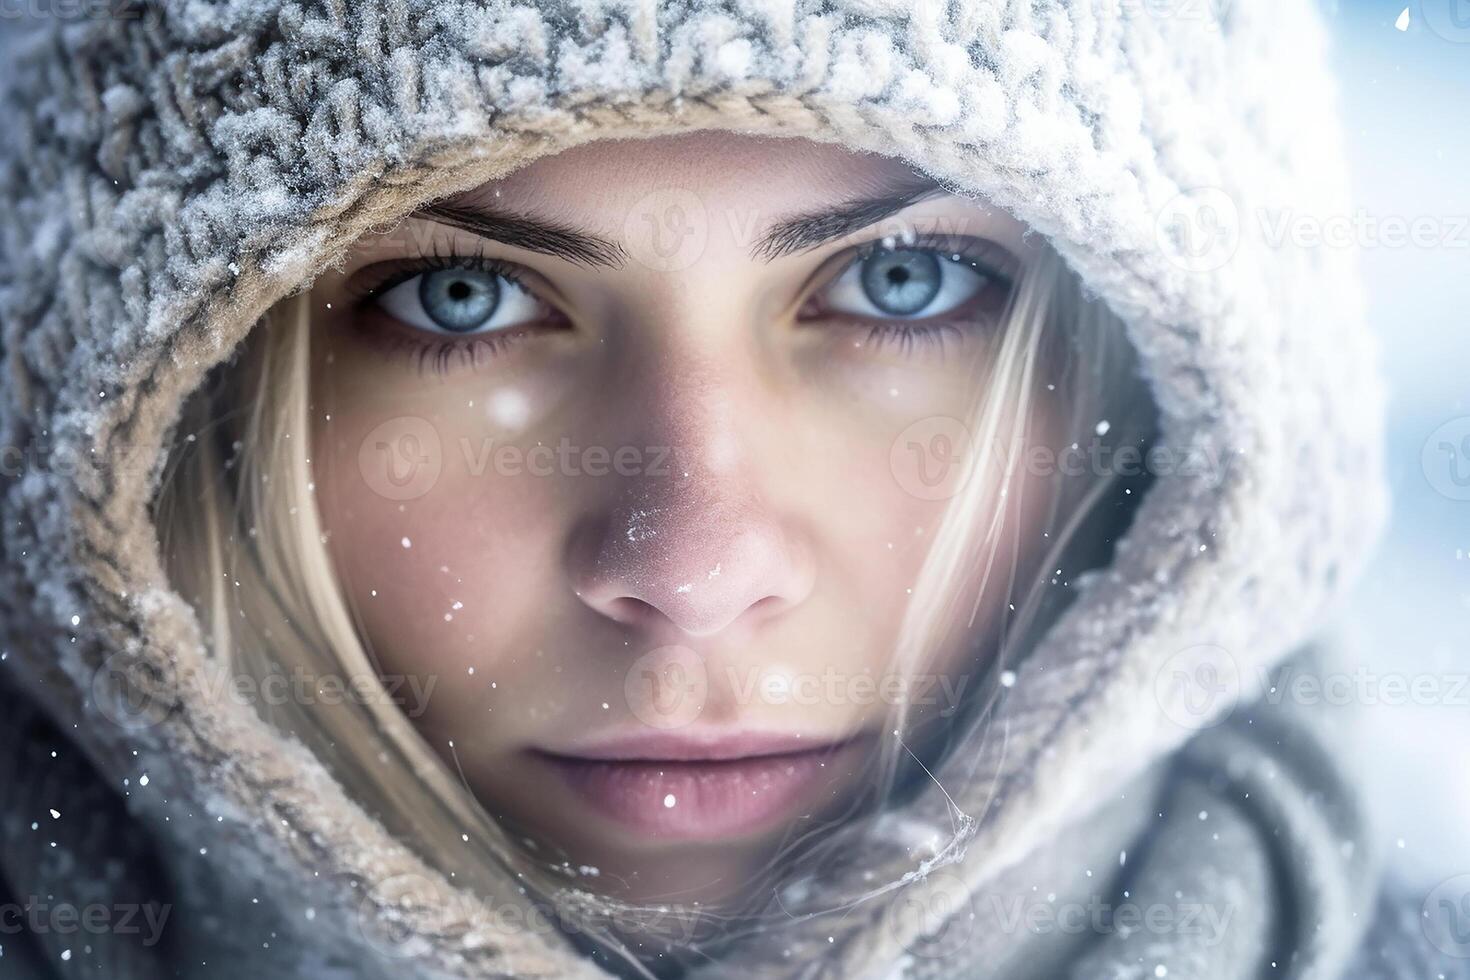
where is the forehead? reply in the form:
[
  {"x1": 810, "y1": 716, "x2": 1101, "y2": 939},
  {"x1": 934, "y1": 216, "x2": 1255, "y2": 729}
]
[{"x1": 461, "y1": 130, "x2": 926, "y2": 231}]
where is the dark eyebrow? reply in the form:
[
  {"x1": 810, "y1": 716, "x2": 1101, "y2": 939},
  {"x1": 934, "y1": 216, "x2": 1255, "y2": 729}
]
[
  {"x1": 752, "y1": 174, "x2": 950, "y2": 262},
  {"x1": 417, "y1": 201, "x2": 629, "y2": 269}
]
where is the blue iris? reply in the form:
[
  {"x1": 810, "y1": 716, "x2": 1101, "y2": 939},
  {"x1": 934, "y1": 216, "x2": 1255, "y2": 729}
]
[
  {"x1": 418, "y1": 269, "x2": 500, "y2": 332},
  {"x1": 859, "y1": 249, "x2": 942, "y2": 316}
]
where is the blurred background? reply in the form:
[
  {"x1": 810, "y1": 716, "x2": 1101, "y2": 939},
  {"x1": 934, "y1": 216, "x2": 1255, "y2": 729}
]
[{"x1": 1324, "y1": 0, "x2": 1470, "y2": 886}]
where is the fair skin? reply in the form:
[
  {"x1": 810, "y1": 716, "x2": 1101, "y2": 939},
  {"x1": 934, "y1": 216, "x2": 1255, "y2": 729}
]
[{"x1": 306, "y1": 131, "x2": 1053, "y2": 905}]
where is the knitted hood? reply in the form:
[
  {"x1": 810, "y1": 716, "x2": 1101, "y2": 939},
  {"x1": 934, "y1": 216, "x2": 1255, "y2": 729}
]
[{"x1": 0, "y1": 1, "x2": 1386, "y2": 977}]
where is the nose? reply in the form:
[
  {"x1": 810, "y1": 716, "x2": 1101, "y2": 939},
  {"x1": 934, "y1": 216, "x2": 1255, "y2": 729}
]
[{"x1": 568, "y1": 481, "x2": 815, "y2": 638}]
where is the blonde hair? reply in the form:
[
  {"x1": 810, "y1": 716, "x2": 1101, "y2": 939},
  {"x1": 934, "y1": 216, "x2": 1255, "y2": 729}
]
[{"x1": 155, "y1": 241, "x2": 1153, "y2": 973}]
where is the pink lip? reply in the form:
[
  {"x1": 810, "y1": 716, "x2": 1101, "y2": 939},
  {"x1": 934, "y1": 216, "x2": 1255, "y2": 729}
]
[{"x1": 534, "y1": 731, "x2": 871, "y2": 841}]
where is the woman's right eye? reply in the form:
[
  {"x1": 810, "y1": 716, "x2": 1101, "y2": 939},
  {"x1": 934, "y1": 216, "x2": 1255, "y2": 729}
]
[{"x1": 375, "y1": 267, "x2": 546, "y2": 335}]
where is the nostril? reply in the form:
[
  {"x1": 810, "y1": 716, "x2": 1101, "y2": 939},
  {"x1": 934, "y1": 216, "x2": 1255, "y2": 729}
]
[
  {"x1": 601, "y1": 596, "x2": 662, "y2": 628},
  {"x1": 744, "y1": 594, "x2": 788, "y2": 623},
  {"x1": 566, "y1": 500, "x2": 815, "y2": 640},
  {"x1": 588, "y1": 590, "x2": 783, "y2": 638},
  {"x1": 661, "y1": 590, "x2": 790, "y2": 638}
]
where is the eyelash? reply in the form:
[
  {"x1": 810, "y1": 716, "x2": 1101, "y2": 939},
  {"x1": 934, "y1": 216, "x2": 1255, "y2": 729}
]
[
  {"x1": 347, "y1": 234, "x2": 1017, "y2": 372},
  {"x1": 352, "y1": 242, "x2": 533, "y2": 297},
  {"x1": 809, "y1": 231, "x2": 1017, "y2": 356},
  {"x1": 347, "y1": 243, "x2": 558, "y2": 373}
]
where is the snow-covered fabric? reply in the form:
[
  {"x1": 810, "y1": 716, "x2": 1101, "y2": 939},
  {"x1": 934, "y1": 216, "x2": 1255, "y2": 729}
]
[{"x1": 0, "y1": 0, "x2": 1397, "y2": 977}]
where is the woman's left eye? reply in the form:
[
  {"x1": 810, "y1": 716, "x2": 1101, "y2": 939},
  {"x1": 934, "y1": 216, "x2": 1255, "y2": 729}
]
[
  {"x1": 375, "y1": 267, "x2": 544, "y2": 335},
  {"x1": 821, "y1": 246, "x2": 1006, "y2": 322}
]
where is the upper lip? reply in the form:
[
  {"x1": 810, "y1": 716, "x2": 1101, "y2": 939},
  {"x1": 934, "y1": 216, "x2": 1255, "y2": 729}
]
[{"x1": 534, "y1": 729, "x2": 867, "y2": 763}]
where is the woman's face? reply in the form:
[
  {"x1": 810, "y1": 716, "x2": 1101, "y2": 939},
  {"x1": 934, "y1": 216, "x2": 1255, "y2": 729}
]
[{"x1": 307, "y1": 131, "x2": 1048, "y2": 903}]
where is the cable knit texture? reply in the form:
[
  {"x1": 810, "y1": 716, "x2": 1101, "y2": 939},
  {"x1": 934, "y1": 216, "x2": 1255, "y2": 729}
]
[{"x1": 0, "y1": 0, "x2": 1397, "y2": 977}]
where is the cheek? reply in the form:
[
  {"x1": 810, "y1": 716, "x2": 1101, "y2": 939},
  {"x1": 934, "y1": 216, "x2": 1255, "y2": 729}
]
[
  {"x1": 791, "y1": 348, "x2": 993, "y2": 552},
  {"x1": 307, "y1": 387, "x2": 576, "y2": 720},
  {"x1": 774, "y1": 405, "x2": 973, "y2": 671},
  {"x1": 307, "y1": 329, "x2": 583, "y2": 640},
  {"x1": 797, "y1": 374, "x2": 1045, "y2": 675}
]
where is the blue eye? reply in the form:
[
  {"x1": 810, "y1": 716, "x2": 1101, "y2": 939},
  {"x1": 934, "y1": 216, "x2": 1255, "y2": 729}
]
[
  {"x1": 376, "y1": 267, "x2": 542, "y2": 335},
  {"x1": 860, "y1": 249, "x2": 942, "y2": 315},
  {"x1": 825, "y1": 247, "x2": 998, "y2": 321},
  {"x1": 419, "y1": 268, "x2": 499, "y2": 331}
]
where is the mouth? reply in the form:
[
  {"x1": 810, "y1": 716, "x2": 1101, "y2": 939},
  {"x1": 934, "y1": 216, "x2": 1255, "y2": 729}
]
[{"x1": 532, "y1": 731, "x2": 873, "y2": 842}]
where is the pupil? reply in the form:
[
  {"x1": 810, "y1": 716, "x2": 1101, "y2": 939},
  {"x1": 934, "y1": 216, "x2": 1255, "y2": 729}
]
[
  {"x1": 860, "y1": 249, "x2": 941, "y2": 316},
  {"x1": 419, "y1": 269, "x2": 500, "y2": 332}
]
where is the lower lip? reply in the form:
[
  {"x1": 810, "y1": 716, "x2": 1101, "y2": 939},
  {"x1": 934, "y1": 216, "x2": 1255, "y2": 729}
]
[{"x1": 539, "y1": 743, "x2": 862, "y2": 841}]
